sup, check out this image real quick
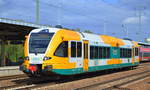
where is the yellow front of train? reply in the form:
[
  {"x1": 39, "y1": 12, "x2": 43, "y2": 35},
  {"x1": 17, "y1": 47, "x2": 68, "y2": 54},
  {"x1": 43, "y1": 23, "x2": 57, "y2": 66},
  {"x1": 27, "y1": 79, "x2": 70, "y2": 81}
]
[{"x1": 20, "y1": 28, "x2": 81, "y2": 76}]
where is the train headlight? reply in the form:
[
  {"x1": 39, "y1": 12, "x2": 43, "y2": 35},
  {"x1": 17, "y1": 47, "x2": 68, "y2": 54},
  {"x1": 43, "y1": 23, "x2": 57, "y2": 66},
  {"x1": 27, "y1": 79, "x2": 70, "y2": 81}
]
[
  {"x1": 43, "y1": 56, "x2": 51, "y2": 61},
  {"x1": 24, "y1": 56, "x2": 29, "y2": 60}
]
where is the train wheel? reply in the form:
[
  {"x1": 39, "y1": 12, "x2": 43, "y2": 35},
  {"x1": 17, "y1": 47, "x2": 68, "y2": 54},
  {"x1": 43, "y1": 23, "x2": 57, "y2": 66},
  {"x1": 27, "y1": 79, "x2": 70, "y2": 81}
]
[
  {"x1": 27, "y1": 74, "x2": 36, "y2": 78},
  {"x1": 27, "y1": 73, "x2": 41, "y2": 78},
  {"x1": 130, "y1": 66, "x2": 134, "y2": 70}
]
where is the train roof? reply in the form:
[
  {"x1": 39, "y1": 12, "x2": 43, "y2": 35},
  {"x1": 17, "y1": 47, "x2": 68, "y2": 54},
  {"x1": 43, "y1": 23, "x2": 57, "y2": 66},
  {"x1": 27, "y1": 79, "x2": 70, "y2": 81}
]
[
  {"x1": 138, "y1": 42, "x2": 150, "y2": 46},
  {"x1": 29, "y1": 28, "x2": 139, "y2": 47},
  {"x1": 30, "y1": 28, "x2": 59, "y2": 33},
  {"x1": 81, "y1": 32, "x2": 136, "y2": 47},
  {"x1": 30, "y1": 28, "x2": 132, "y2": 42}
]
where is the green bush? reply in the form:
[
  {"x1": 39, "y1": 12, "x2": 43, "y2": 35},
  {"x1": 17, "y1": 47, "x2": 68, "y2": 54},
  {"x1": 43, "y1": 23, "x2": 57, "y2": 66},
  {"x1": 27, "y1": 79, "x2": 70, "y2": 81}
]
[{"x1": 5, "y1": 44, "x2": 24, "y2": 62}]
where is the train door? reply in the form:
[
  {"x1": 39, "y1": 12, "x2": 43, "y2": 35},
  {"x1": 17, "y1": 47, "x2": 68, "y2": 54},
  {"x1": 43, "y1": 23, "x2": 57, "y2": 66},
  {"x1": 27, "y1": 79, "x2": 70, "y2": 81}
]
[
  {"x1": 69, "y1": 41, "x2": 83, "y2": 69},
  {"x1": 132, "y1": 46, "x2": 135, "y2": 64},
  {"x1": 111, "y1": 47, "x2": 119, "y2": 67},
  {"x1": 83, "y1": 40, "x2": 89, "y2": 71}
]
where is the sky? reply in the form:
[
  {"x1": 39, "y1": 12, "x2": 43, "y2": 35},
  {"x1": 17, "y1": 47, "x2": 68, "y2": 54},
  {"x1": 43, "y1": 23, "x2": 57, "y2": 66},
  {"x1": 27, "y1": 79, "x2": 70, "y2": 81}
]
[{"x1": 0, "y1": 0, "x2": 150, "y2": 42}]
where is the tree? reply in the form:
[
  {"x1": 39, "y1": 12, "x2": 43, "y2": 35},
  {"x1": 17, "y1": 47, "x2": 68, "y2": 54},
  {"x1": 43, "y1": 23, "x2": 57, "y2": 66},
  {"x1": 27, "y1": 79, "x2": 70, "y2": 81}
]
[
  {"x1": 84, "y1": 30, "x2": 93, "y2": 33},
  {"x1": 75, "y1": 28, "x2": 80, "y2": 32}
]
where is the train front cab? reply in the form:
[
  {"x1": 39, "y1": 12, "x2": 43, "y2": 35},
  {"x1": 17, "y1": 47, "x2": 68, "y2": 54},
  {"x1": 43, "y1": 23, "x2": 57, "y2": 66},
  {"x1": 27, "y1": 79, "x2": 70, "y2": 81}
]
[{"x1": 20, "y1": 29, "x2": 89, "y2": 76}]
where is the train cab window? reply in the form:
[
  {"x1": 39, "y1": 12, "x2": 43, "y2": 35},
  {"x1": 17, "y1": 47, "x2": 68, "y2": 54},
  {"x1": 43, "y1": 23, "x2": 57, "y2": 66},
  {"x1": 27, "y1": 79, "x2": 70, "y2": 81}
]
[
  {"x1": 77, "y1": 42, "x2": 82, "y2": 57},
  {"x1": 54, "y1": 41, "x2": 68, "y2": 57},
  {"x1": 29, "y1": 33, "x2": 54, "y2": 53},
  {"x1": 71, "y1": 42, "x2": 76, "y2": 57}
]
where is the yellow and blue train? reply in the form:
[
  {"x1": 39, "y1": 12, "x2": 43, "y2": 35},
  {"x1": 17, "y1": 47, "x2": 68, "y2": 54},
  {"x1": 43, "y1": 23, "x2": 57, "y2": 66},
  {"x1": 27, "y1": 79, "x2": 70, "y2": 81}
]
[{"x1": 20, "y1": 28, "x2": 140, "y2": 76}]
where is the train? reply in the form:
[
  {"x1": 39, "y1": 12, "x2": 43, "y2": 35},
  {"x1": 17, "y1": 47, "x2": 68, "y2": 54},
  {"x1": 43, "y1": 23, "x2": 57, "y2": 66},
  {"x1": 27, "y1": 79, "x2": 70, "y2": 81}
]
[
  {"x1": 20, "y1": 28, "x2": 140, "y2": 77},
  {"x1": 138, "y1": 42, "x2": 150, "y2": 61}
]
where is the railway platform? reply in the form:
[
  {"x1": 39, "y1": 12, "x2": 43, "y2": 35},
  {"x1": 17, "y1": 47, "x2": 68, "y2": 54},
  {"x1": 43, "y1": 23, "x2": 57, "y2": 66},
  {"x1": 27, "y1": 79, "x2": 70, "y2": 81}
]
[{"x1": 0, "y1": 66, "x2": 23, "y2": 77}]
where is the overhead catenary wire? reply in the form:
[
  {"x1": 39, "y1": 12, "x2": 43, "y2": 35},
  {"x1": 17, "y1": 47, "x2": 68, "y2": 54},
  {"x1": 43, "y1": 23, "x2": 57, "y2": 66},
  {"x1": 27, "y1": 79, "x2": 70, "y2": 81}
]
[{"x1": 31, "y1": 0, "x2": 111, "y2": 24}]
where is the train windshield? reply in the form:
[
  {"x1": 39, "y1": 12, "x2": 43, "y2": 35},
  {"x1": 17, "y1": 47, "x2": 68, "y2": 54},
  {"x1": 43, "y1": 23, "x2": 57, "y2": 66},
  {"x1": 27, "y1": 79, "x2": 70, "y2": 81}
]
[{"x1": 29, "y1": 33, "x2": 54, "y2": 53}]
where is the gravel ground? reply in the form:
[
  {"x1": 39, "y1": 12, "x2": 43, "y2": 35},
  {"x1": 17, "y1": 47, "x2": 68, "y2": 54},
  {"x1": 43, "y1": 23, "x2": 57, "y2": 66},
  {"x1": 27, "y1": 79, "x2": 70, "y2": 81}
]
[
  {"x1": 0, "y1": 80, "x2": 16, "y2": 87},
  {"x1": 122, "y1": 77, "x2": 150, "y2": 90},
  {"x1": 37, "y1": 64, "x2": 150, "y2": 90},
  {"x1": 0, "y1": 77, "x2": 28, "y2": 88}
]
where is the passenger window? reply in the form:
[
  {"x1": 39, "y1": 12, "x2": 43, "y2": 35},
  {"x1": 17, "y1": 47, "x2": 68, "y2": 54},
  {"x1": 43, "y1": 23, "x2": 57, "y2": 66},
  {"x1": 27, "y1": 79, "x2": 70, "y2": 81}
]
[
  {"x1": 99, "y1": 47, "x2": 103, "y2": 59},
  {"x1": 120, "y1": 48, "x2": 132, "y2": 58},
  {"x1": 90, "y1": 46, "x2": 94, "y2": 59},
  {"x1": 54, "y1": 41, "x2": 68, "y2": 57},
  {"x1": 120, "y1": 48, "x2": 122, "y2": 58},
  {"x1": 123, "y1": 48, "x2": 126, "y2": 58},
  {"x1": 124, "y1": 49, "x2": 128, "y2": 58},
  {"x1": 71, "y1": 42, "x2": 76, "y2": 57},
  {"x1": 128, "y1": 49, "x2": 132, "y2": 57},
  {"x1": 103, "y1": 47, "x2": 107, "y2": 58},
  {"x1": 90, "y1": 46, "x2": 110, "y2": 59},
  {"x1": 106, "y1": 47, "x2": 110, "y2": 58},
  {"x1": 95, "y1": 46, "x2": 98, "y2": 59},
  {"x1": 77, "y1": 42, "x2": 82, "y2": 57},
  {"x1": 90, "y1": 46, "x2": 98, "y2": 59},
  {"x1": 71, "y1": 41, "x2": 82, "y2": 58}
]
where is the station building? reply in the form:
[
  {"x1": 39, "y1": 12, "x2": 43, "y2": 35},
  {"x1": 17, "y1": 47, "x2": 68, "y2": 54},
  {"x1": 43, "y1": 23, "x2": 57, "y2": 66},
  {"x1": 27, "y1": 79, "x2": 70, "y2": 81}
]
[{"x1": 0, "y1": 18, "x2": 50, "y2": 66}]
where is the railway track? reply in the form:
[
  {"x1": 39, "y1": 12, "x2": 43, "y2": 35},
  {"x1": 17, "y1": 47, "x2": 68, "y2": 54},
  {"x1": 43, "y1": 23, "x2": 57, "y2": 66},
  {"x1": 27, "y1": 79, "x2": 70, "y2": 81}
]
[
  {"x1": 138, "y1": 62, "x2": 150, "y2": 68},
  {"x1": 0, "y1": 74, "x2": 27, "y2": 81},
  {"x1": 0, "y1": 62, "x2": 150, "y2": 90},
  {"x1": 74, "y1": 70, "x2": 150, "y2": 90},
  {"x1": 0, "y1": 77, "x2": 58, "y2": 90},
  {"x1": 11, "y1": 82, "x2": 56, "y2": 90}
]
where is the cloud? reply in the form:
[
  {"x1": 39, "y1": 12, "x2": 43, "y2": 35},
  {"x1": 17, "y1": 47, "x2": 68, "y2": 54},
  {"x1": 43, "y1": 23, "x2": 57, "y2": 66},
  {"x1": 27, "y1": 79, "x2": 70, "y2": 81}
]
[
  {"x1": 123, "y1": 16, "x2": 147, "y2": 24},
  {"x1": 115, "y1": 0, "x2": 150, "y2": 11},
  {"x1": 0, "y1": 0, "x2": 149, "y2": 41}
]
